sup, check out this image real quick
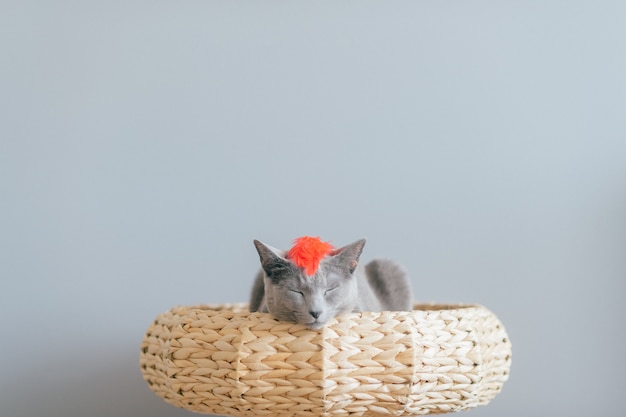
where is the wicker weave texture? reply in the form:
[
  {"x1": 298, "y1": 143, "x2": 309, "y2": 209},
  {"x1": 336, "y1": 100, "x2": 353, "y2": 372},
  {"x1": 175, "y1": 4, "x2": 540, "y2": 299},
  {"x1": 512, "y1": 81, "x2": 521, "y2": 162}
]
[{"x1": 140, "y1": 303, "x2": 511, "y2": 416}]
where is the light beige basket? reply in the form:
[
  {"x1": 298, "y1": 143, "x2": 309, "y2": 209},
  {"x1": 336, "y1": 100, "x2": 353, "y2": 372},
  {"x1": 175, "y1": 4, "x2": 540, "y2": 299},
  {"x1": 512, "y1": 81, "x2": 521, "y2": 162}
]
[{"x1": 140, "y1": 303, "x2": 511, "y2": 416}]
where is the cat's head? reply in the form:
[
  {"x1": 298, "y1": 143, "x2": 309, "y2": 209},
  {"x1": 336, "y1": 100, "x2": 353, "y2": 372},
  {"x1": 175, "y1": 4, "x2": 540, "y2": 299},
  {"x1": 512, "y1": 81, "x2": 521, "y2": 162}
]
[{"x1": 253, "y1": 238, "x2": 366, "y2": 329}]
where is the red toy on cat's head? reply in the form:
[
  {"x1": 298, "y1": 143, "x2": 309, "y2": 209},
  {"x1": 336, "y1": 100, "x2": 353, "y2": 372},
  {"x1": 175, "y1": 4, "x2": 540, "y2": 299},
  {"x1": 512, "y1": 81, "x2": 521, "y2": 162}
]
[{"x1": 287, "y1": 236, "x2": 334, "y2": 276}]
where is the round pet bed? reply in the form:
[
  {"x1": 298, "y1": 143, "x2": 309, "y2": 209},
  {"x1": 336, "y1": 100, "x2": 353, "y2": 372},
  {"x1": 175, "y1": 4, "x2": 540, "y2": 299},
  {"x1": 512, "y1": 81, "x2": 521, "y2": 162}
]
[{"x1": 140, "y1": 303, "x2": 511, "y2": 416}]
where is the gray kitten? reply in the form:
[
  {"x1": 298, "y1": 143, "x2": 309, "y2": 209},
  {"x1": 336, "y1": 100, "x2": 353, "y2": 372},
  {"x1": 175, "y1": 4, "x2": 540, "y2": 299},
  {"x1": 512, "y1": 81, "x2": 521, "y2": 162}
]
[{"x1": 250, "y1": 238, "x2": 413, "y2": 329}]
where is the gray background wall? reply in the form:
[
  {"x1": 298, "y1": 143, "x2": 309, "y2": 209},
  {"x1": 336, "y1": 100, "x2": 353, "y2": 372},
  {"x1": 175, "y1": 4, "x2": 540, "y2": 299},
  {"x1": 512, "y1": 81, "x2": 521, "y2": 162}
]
[{"x1": 1, "y1": 2, "x2": 625, "y2": 416}]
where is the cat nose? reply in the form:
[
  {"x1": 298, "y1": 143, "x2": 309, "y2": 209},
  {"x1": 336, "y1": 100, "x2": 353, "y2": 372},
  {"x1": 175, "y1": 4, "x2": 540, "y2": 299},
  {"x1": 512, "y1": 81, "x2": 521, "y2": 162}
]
[{"x1": 309, "y1": 310, "x2": 321, "y2": 319}]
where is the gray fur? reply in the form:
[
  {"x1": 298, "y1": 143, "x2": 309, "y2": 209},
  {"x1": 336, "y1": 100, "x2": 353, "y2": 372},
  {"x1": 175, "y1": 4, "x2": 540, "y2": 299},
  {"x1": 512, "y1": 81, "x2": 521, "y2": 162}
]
[{"x1": 250, "y1": 238, "x2": 413, "y2": 329}]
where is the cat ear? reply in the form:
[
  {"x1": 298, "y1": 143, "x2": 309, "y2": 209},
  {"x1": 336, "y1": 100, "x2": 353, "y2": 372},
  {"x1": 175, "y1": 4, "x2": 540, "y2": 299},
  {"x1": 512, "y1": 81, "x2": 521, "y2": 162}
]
[
  {"x1": 253, "y1": 240, "x2": 293, "y2": 282},
  {"x1": 331, "y1": 238, "x2": 366, "y2": 274}
]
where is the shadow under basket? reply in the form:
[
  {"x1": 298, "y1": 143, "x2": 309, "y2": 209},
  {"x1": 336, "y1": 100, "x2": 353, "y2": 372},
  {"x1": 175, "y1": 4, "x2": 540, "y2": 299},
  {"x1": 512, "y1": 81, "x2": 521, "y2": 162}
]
[{"x1": 140, "y1": 303, "x2": 511, "y2": 416}]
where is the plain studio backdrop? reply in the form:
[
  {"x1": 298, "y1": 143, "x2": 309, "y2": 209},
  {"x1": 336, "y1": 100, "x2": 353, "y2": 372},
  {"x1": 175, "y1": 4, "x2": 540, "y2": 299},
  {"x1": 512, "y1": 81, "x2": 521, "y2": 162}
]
[{"x1": 1, "y1": 1, "x2": 625, "y2": 416}]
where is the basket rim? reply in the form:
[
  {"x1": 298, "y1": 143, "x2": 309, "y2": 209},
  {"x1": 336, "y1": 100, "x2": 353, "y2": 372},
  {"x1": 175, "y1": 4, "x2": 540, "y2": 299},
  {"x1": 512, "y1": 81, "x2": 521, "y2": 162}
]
[{"x1": 169, "y1": 302, "x2": 484, "y2": 314}]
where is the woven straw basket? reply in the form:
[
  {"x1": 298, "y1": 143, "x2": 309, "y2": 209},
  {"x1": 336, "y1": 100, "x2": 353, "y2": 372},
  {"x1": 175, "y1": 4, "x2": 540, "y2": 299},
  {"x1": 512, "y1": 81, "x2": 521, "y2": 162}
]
[{"x1": 140, "y1": 303, "x2": 511, "y2": 416}]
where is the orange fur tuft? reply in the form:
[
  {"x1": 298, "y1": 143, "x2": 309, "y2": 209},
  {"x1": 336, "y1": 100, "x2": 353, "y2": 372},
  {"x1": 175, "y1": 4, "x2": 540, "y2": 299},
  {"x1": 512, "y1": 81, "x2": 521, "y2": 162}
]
[{"x1": 287, "y1": 236, "x2": 334, "y2": 276}]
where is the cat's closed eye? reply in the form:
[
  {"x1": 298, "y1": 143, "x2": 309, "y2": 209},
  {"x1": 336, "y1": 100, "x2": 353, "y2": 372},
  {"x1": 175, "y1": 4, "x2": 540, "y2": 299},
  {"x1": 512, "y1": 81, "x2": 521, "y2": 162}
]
[
  {"x1": 289, "y1": 290, "x2": 304, "y2": 296},
  {"x1": 325, "y1": 287, "x2": 338, "y2": 296}
]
